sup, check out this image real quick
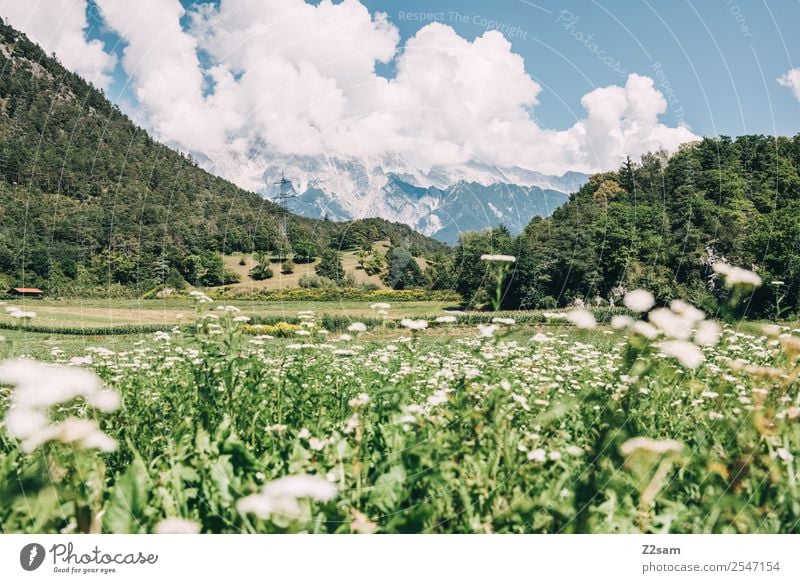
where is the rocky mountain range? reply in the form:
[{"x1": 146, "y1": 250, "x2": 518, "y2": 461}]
[{"x1": 259, "y1": 155, "x2": 588, "y2": 243}]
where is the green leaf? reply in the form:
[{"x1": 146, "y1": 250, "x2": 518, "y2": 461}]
[
  {"x1": 369, "y1": 465, "x2": 407, "y2": 513},
  {"x1": 102, "y1": 456, "x2": 149, "y2": 533}
]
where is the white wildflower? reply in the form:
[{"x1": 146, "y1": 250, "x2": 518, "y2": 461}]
[
  {"x1": 400, "y1": 318, "x2": 428, "y2": 331},
  {"x1": 477, "y1": 324, "x2": 498, "y2": 338},
  {"x1": 566, "y1": 445, "x2": 584, "y2": 457},
  {"x1": 347, "y1": 322, "x2": 367, "y2": 333},
  {"x1": 263, "y1": 474, "x2": 337, "y2": 501},
  {"x1": 565, "y1": 308, "x2": 596, "y2": 330},
  {"x1": 480, "y1": 254, "x2": 516, "y2": 263},
  {"x1": 623, "y1": 289, "x2": 654, "y2": 312},
  {"x1": 308, "y1": 437, "x2": 326, "y2": 451},
  {"x1": 670, "y1": 300, "x2": 705, "y2": 323},
  {"x1": 631, "y1": 321, "x2": 659, "y2": 339},
  {"x1": 348, "y1": 393, "x2": 370, "y2": 408},
  {"x1": 712, "y1": 262, "x2": 762, "y2": 288},
  {"x1": 620, "y1": 437, "x2": 683, "y2": 456},
  {"x1": 236, "y1": 474, "x2": 337, "y2": 520},
  {"x1": 694, "y1": 320, "x2": 721, "y2": 346},
  {"x1": 427, "y1": 390, "x2": 448, "y2": 406},
  {"x1": 7, "y1": 307, "x2": 36, "y2": 319},
  {"x1": 649, "y1": 308, "x2": 691, "y2": 340},
  {"x1": 611, "y1": 315, "x2": 634, "y2": 329},
  {"x1": 511, "y1": 393, "x2": 530, "y2": 411},
  {"x1": 154, "y1": 517, "x2": 201, "y2": 534},
  {"x1": 527, "y1": 448, "x2": 547, "y2": 462},
  {"x1": 658, "y1": 340, "x2": 704, "y2": 369},
  {"x1": 189, "y1": 290, "x2": 212, "y2": 303}
]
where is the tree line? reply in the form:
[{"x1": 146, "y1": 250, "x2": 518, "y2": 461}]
[{"x1": 437, "y1": 134, "x2": 800, "y2": 318}]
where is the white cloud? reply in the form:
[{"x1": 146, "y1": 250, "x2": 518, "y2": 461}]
[
  {"x1": 778, "y1": 68, "x2": 800, "y2": 102},
  {"x1": 0, "y1": 0, "x2": 116, "y2": 88},
  {"x1": 8, "y1": 0, "x2": 698, "y2": 187},
  {"x1": 95, "y1": 0, "x2": 229, "y2": 154}
]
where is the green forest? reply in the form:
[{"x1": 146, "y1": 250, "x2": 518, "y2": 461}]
[
  {"x1": 0, "y1": 19, "x2": 444, "y2": 297},
  {"x1": 443, "y1": 134, "x2": 800, "y2": 318}
]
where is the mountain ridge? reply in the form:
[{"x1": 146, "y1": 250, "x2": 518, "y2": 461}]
[{"x1": 258, "y1": 154, "x2": 588, "y2": 243}]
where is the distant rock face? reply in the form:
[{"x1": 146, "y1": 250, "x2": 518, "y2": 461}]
[{"x1": 259, "y1": 155, "x2": 588, "y2": 243}]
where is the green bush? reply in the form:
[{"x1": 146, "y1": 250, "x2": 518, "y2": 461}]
[
  {"x1": 281, "y1": 260, "x2": 295, "y2": 275},
  {"x1": 222, "y1": 268, "x2": 241, "y2": 285},
  {"x1": 249, "y1": 264, "x2": 274, "y2": 281},
  {"x1": 316, "y1": 249, "x2": 345, "y2": 284},
  {"x1": 299, "y1": 274, "x2": 333, "y2": 289}
]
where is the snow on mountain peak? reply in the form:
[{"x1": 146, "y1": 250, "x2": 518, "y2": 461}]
[{"x1": 254, "y1": 154, "x2": 588, "y2": 243}]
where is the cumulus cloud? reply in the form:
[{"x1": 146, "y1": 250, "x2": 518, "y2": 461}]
[
  {"x1": 778, "y1": 68, "x2": 800, "y2": 102},
  {"x1": 0, "y1": 0, "x2": 116, "y2": 88},
  {"x1": 9, "y1": 0, "x2": 698, "y2": 187}
]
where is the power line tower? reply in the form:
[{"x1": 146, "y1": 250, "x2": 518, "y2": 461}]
[
  {"x1": 270, "y1": 172, "x2": 323, "y2": 262},
  {"x1": 271, "y1": 172, "x2": 294, "y2": 262}
]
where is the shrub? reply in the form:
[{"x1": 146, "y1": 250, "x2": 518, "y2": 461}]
[
  {"x1": 299, "y1": 274, "x2": 333, "y2": 289},
  {"x1": 281, "y1": 260, "x2": 295, "y2": 275},
  {"x1": 364, "y1": 254, "x2": 385, "y2": 276},
  {"x1": 222, "y1": 268, "x2": 241, "y2": 285},
  {"x1": 249, "y1": 264, "x2": 274, "y2": 281},
  {"x1": 537, "y1": 296, "x2": 558, "y2": 309},
  {"x1": 316, "y1": 249, "x2": 345, "y2": 284},
  {"x1": 292, "y1": 240, "x2": 317, "y2": 264}
]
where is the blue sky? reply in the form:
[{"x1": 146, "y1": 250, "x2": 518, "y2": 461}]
[
  {"x1": 83, "y1": 0, "x2": 799, "y2": 139},
  {"x1": 6, "y1": 0, "x2": 794, "y2": 189}
]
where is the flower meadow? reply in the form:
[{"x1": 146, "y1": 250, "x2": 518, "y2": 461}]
[{"x1": 1, "y1": 270, "x2": 799, "y2": 534}]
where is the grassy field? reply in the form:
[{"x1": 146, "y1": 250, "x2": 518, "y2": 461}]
[
  {"x1": 0, "y1": 297, "x2": 460, "y2": 330},
  {"x1": 1, "y1": 299, "x2": 798, "y2": 534},
  {"x1": 1, "y1": 281, "x2": 799, "y2": 534},
  {"x1": 221, "y1": 241, "x2": 428, "y2": 290}
]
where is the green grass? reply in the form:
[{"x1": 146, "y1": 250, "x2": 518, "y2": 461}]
[
  {"x1": 0, "y1": 298, "x2": 461, "y2": 331},
  {"x1": 0, "y1": 329, "x2": 153, "y2": 359},
  {"x1": 1, "y1": 300, "x2": 798, "y2": 534}
]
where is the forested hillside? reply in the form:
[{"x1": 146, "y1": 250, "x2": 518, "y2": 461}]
[
  {"x1": 0, "y1": 19, "x2": 444, "y2": 296},
  {"x1": 448, "y1": 134, "x2": 800, "y2": 318}
]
